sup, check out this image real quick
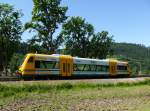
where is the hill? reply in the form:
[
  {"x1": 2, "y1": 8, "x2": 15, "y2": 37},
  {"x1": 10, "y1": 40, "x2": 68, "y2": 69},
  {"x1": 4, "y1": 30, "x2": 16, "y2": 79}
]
[{"x1": 112, "y1": 43, "x2": 150, "y2": 74}]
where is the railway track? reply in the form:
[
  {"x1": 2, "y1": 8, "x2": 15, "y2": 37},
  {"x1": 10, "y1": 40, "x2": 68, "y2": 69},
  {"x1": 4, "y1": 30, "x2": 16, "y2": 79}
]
[
  {"x1": 0, "y1": 76, "x2": 19, "y2": 81},
  {"x1": 0, "y1": 74, "x2": 150, "y2": 81}
]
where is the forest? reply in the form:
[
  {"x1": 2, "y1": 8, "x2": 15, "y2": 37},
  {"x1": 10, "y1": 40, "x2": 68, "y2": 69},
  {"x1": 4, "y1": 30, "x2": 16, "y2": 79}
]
[
  {"x1": 0, "y1": 0, "x2": 149, "y2": 76},
  {"x1": 113, "y1": 43, "x2": 150, "y2": 74}
]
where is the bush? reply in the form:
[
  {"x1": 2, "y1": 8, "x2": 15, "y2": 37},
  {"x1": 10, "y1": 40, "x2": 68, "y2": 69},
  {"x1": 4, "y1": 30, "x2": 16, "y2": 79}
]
[{"x1": 9, "y1": 53, "x2": 25, "y2": 73}]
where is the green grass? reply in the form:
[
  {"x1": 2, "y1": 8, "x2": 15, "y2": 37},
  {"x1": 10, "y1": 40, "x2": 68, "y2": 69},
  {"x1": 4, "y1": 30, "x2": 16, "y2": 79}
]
[
  {"x1": 0, "y1": 79, "x2": 150, "y2": 110},
  {"x1": 0, "y1": 79, "x2": 150, "y2": 98}
]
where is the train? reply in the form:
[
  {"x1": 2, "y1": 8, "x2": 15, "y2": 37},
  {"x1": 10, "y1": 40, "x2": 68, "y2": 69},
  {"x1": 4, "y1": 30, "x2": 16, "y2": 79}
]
[{"x1": 17, "y1": 53, "x2": 131, "y2": 79}]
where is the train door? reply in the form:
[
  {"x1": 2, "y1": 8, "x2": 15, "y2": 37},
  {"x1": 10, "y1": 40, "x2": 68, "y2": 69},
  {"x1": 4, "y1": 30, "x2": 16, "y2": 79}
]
[
  {"x1": 109, "y1": 60, "x2": 117, "y2": 76},
  {"x1": 60, "y1": 55, "x2": 73, "y2": 77}
]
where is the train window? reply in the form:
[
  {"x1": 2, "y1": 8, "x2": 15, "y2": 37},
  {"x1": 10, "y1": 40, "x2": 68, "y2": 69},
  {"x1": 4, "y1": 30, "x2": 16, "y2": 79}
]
[
  {"x1": 124, "y1": 66, "x2": 127, "y2": 70},
  {"x1": 74, "y1": 64, "x2": 97, "y2": 71},
  {"x1": 55, "y1": 62, "x2": 59, "y2": 69},
  {"x1": 105, "y1": 66, "x2": 109, "y2": 71},
  {"x1": 90, "y1": 65, "x2": 96, "y2": 71},
  {"x1": 74, "y1": 64, "x2": 85, "y2": 71},
  {"x1": 101, "y1": 66, "x2": 106, "y2": 71},
  {"x1": 82, "y1": 64, "x2": 86, "y2": 71},
  {"x1": 39, "y1": 61, "x2": 47, "y2": 69},
  {"x1": 84, "y1": 65, "x2": 91, "y2": 71},
  {"x1": 96, "y1": 65, "x2": 109, "y2": 72},
  {"x1": 28, "y1": 57, "x2": 33, "y2": 63},
  {"x1": 82, "y1": 65, "x2": 96, "y2": 71},
  {"x1": 96, "y1": 65, "x2": 102, "y2": 71},
  {"x1": 117, "y1": 66, "x2": 120, "y2": 70},
  {"x1": 35, "y1": 61, "x2": 40, "y2": 68},
  {"x1": 46, "y1": 61, "x2": 56, "y2": 69},
  {"x1": 35, "y1": 61, "x2": 59, "y2": 69},
  {"x1": 73, "y1": 64, "x2": 78, "y2": 71},
  {"x1": 79, "y1": 64, "x2": 85, "y2": 71},
  {"x1": 117, "y1": 66, "x2": 127, "y2": 71}
]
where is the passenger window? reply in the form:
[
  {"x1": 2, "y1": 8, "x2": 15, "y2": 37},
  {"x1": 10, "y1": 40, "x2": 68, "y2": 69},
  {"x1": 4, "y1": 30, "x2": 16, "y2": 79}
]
[
  {"x1": 117, "y1": 66, "x2": 127, "y2": 71},
  {"x1": 96, "y1": 65, "x2": 102, "y2": 71},
  {"x1": 74, "y1": 64, "x2": 85, "y2": 71},
  {"x1": 35, "y1": 61, "x2": 40, "y2": 68},
  {"x1": 101, "y1": 66, "x2": 106, "y2": 71},
  {"x1": 40, "y1": 61, "x2": 47, "y2": 69},
  {"x1": 77, "y1": 64, "x2": 85, "y2": 71},
  {"x1": 73, "y1": 64, "x2": 78, "y2": 71},
  {"x1": 96, "y1": 65, "x2": 109, "y2": 72},
  {"x1": 74, "y1": 64, "x2": 98, "y2": 71},
  {"x1": 46, "y1": 61, "x2": 55, "y2": 69},
  {"x1": 105, "y1": 66, "x2": 109, "y2": 71},
  {"x1": 35, "y1": 61, "x2": 59, "y2": 69},
  {"x1": 84, "y1": 65, "x2": 91, "y2": 71},
  {"x1": 90, "y1": 65, "x2": 96, "y2": 71},
  {"x1": 55, "y1": 62, "x2": 59, "y2": 69},
  {"x1": 124, "y1": 66, "x2": 127, "y2": 70}
]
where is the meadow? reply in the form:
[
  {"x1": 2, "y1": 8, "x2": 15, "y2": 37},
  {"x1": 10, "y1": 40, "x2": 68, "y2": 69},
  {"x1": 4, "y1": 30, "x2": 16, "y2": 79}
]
[{"x1": 0, "y1": 79, "x2": 150, "y2": 111}]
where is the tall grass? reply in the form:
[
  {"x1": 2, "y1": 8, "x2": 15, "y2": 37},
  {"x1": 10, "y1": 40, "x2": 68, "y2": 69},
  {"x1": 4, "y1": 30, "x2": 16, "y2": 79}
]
[{"x1": 0, "y1": 79, "x2": 150, "y2": 97}]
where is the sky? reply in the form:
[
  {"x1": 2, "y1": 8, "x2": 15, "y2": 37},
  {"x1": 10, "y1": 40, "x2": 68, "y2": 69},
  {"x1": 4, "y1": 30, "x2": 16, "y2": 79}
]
[{"x1": 1, "y1": 0, "x2": 150, "y2": 46}]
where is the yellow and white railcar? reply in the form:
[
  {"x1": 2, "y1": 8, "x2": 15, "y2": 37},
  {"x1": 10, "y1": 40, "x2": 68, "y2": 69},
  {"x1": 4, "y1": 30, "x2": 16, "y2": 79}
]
[{"x1": 17, "y1": 53, "x2": 131, "y2": 78}]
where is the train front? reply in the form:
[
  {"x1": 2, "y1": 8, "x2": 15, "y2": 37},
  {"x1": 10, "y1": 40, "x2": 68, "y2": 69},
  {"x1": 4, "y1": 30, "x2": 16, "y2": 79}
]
[{"x1": 16, "y1": 54, "x2": 35, "y2": 78}]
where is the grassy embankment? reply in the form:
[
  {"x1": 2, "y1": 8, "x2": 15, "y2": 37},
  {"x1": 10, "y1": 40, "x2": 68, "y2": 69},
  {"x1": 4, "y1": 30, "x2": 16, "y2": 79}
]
[{"x1": 0, "y1": 79, "x2": 150, "y2": 110}]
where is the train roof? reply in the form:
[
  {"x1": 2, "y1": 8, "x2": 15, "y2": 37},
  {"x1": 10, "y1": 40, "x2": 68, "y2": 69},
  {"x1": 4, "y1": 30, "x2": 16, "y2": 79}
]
[
  {"x1": 26, "y1": 53, "x2": 128, "y2": 65},
  {"x1": 73, "y1": 57, "x2": 127, "y2": 65},
  {"x1": 27, "y1": 53, "x2": 60, "y2": 58}
]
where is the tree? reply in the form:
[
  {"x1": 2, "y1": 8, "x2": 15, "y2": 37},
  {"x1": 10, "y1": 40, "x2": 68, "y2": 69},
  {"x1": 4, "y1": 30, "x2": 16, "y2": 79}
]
[
  {"x1": 9, "y1": 53, "x2": 24, "y2": 73},
  {"x1": 0, "y1": 3, "x2": 23, "y2": 73},
  {"x1": 90, "y1": 31, "x2": 114, "y2": 59},
  {"x1": 25, "y1": 0, "x2": 68, "y2": 54},
  {"x1": 61, "y1": 17, "x2": 94, "y2": 57}
]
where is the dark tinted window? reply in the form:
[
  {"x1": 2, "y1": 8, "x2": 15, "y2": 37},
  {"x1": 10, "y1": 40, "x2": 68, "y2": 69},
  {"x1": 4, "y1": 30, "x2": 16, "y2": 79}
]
[
  {"x1": 90, "y1": 65, "x2": 96, "y2": 71},
  {"x1": 117, "y1": 66, "x2": 127, "y2": 71},
  {"x1": 74, "y1": 64, "x2": 85, "y2": 71},
  {"x1": 96, "y1": 65, "x2": 109, "y2": 72},
  {"x1": 83, "y1": 65, "x2": 90, "y2": 71},
  {"x1": 28, "y1": 57, "x2": 33, "y2": 63},
  {"x1": 84, "y1": 65, "x2": 96, "y2": 71},
  {"x1": 73, "y1": 64, "x2": 107, "y2": 71},
  {"x1": 35, "y1": 61, "x2": 59, "y2": 69},
  {"x1": 35, "y1": 61, "x2": 40, "y2": 68}
]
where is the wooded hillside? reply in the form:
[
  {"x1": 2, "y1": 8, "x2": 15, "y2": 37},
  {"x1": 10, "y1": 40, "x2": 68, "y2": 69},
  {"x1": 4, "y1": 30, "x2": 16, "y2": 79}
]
[{"x1": 113, "y1": 43, "x2": 150, "y2": 74}]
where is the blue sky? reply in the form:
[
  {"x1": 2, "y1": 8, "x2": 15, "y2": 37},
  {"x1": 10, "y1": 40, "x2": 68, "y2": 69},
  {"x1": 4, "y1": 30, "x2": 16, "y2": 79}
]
[{"x1": 1, "y1": 0, "x2": 150, "y2": 46}]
